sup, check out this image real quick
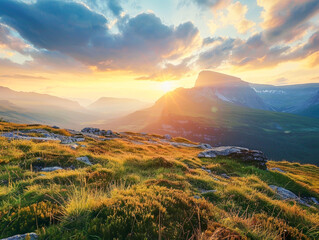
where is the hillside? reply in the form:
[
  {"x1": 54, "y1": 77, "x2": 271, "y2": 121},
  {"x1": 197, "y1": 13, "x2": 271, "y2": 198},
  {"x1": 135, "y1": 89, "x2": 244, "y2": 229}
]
[
  {"x1": 0, "y1": 86, "x2": 152, "y2": 129},
  {"x1": 107, "y1": 85, "x2": 319, "y2": 164},
  {"x1": 0, "y1": 121, "x2": 318, "y2": 239}
]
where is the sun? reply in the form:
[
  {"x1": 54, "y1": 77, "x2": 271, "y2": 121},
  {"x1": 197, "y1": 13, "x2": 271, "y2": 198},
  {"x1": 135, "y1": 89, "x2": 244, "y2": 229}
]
[{"x1": 160, "y1": 81, "x2": 175, "y2": 93}]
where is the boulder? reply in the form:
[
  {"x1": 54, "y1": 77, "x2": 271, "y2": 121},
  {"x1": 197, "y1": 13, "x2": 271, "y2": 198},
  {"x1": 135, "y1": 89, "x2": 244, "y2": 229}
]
[
  {"x1": 76, "y1": 156, "x2": 92, "y2": 165},
  {"x1": 269, "y1": 185, "x2": 309, "y2": 206},
  {"x1": 220, "y1": 173, "x2": 230, "y2": 179},
  {"x1": 81, "y1": 127, "x2": 101, "y2": 135},
  {"x1": 70, "y1": 144, "x2": 78, "y2": 150},
  {"x1": 199, "y1": 143, "x2": 213, "y2": 149},
  {"x1": 198, "y1": 146, "x2": 268, "y2": 169},
  {"x1": 0, "y1": 233, "x2": 38, "y2": 240}
]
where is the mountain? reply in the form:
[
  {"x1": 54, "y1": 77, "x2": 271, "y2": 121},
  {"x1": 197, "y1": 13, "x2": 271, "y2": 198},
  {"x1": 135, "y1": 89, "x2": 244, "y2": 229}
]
[
  {"x1": 0, "y1": 86, "x2": 153, "y2": 129},
  {"x1": 0, "y1": 86, "x2": 97, "y2": 129},
  {"x1": 252, "y1": 83, "x2": 319, "y2": 117},
  {"x1": 88, "y1": 97, "x2": 151, "y2": 117},
  {"x1": 0, "y1": 86, "x2": 84, "y2": 110},
  {"x1": 195, "y1": 71, "x2": 270, "y2": 110},
  {"x1": 107, "y1": 71, "x2": 319, "y2": 164}
]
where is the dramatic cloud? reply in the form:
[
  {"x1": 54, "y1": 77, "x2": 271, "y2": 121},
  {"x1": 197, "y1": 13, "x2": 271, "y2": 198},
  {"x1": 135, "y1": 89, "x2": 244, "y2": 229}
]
[
  {"x1": 0, "y1": 24, "x2": 30, "y2": 54},
  {"x1": 257, "y1": 0, "x2": 319, "y2": 43},
  {"x1": 0, "y1": 0, "x2": 200, "y2": 80},
  {"x1": 190, "y1": 0, "x2": 231, "y2": 12},
  {"x1": 197, "y1": 31, "x2": 319, "y2": 69},
  {"x1": 208, "y1": 1, "x2": 255, "y2": 34},
  {"x1": 198, "y1": 38, "x2": 236, "y2": 68},
  {"x1": 197, "y1": 0, "x2": 319, "y2": 70},
  {"x1": 82, "y1": 0, "x2": 123, "y2": 17}
]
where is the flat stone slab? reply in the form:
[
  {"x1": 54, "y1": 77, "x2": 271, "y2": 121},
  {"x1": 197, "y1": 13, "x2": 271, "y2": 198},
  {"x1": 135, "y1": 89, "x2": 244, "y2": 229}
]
[
  {"x1": 269, "y1": 185, "x2": 310, "y2": 206},
  {"x1": 198, "y1": 146, "x2": 268, "y2": 169},
  {"x1": 41, "y1": 166, "x2": 63, "y2": 172},
  {"x1": 270, "y1": 167, "x2": 286, "y2": 173}
]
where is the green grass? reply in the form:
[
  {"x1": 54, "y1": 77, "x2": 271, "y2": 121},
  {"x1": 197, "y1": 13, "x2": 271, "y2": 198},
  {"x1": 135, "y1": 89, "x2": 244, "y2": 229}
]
[{"x1": 0, "y1": 122, "x2": 318, "y2": 239}]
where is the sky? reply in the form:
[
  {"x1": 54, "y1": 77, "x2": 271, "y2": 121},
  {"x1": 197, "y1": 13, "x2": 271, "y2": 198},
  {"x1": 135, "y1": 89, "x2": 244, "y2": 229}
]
[{"x1": 0, "y1": 0, "x2": 319, "y2": 104}]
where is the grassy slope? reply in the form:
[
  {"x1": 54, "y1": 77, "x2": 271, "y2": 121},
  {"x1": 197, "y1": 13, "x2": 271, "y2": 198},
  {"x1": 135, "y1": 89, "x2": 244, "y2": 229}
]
[
  {"x1": 299, "y1": 104, "x2": 319, "y2": 119},
  {"x1": 0, "y1": 122, "x2": 318, "y2": 239},
  {"x1": 111, "y1": 89, "x2": 319, "y2": 163}
]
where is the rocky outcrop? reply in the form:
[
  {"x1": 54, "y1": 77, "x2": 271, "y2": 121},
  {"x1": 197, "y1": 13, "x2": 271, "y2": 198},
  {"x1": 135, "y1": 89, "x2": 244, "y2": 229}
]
[
  {"x1": 0, "y1": 233, "x2": 38, "y2": 240},
  {"x1": 198, "y1": 146, "x2": 268, "y2": 169},
  {"x1": 1, "y1": 129, "x2": 85, "y2": 144},
  {"x1": 81, "y1": 128, "x2": 115, "y2": 137},
  {"x1": 76, "y1": 156, "x2": 92, "y2": 165}
]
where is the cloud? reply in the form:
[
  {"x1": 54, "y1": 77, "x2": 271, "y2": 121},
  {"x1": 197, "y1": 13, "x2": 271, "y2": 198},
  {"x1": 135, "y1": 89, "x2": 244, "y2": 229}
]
[
  {"x1": 197, "y1": 31, "x2": 319, "y2": 69},
  {"x1": 190, "y1": 0, "x2": 231, "y2": 12},
  {"x1": 275, "y1": 78, "x2": 288, "y2": 84},
  {"x1": 220, "y1": 1, "x2": 255, "y2": 34},
  {"x1": 0, "y1": 0, "x2": 200, "y2": 80},
  {"x1": 135, "y1": 56, "x2": 194, "y2": 81},
  {"x1": 257, "y1": 0, "x2": 319, "y2": 43},
  {"x1": 0, "y1": 74, "x2": 49, "y2": 80},
  {"x1": 207, "y1": 1, "x2": 255, "y2": 35},
  {"x1": 0, "y1": 24, "x2": 30, "y2": 54},
  {"x1": 82, "y1": 0, "x2": 123, "y2": 17},
  {"x1": 197, "y1": 38, "x2": 236, "y2": 68}
]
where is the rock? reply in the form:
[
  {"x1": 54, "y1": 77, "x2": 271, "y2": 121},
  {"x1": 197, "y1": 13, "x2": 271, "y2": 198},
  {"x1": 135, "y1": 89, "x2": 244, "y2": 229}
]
[
  {"x1": 164, "y1": 134, "x2": 172, "y2": 140},
  {"x1": 201, "y1": 189, "x2": 217, "y2": 194},
  {"x1": 70, "y1": 144, "x2": 78, "y2": 150},
  {"x1": 193, "y1": 195, "x2": 201, "y2": 199},
  {"x1": 220, "y1": 173, "x2": 230, "y2": 179},
  {"x1": 106, "y1": 130, "x2": 113, "y2": 135},
  {"x1": 201, "y1": 166, "x2": 211, "y2": 174},
  {"x1": 60, "y1": 138, "x2": 73, "y2": 144},
  {"x1": 199, "y1": 143, "x2": 213, "y2": 149},
  {"x1": 81, "y1": 145, "x2": 87, "y2": 148},
  {"x1": 198, "y1": 146, "x2": 268, "y2": 169},
  {"x1": 81, "y1": 127, "x2": 101, "y2": 135},
  {"x1": 198, "y1": 151, "x2": 217, "y2": 158},
  {"x1": 76, "y1": 156, "x2": 92, "y2": 165},
  {"x1": 0, "y1": 233, "x2": 38, "y2": 240},
  {"x1": 41, "y1": 166, "x2": 63, "y2": 172},
  {"x1": 270, "y1": 167, "x2": 286, "y2": 173},
  {"x1": 269, "y1": 185, "x2": 298, "y2": 200},
  {"x1": 269, "y1": 185, "x2": 310, "y2": 206},
  {"x1": 310, "y1": 197, "x2": 319, "y2": 205}
]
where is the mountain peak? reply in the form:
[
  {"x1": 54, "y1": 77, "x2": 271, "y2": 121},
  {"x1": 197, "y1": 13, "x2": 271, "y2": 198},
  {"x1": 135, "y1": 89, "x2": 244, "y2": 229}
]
[{"x1": 195, "y1": 71, "x2": 246, "y2": 88}]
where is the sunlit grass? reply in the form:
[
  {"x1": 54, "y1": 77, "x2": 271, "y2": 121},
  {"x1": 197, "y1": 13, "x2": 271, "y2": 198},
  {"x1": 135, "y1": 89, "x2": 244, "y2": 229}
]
[{"x1": 0, "y1": 122, "x2": 318, "y2": 239}]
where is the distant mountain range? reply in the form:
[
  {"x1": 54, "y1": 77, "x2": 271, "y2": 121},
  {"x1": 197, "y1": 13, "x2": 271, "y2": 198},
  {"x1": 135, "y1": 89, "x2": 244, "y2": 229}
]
[
  {"x1": 252, "y1": 83, "x2": 319, "y2": 117},
  {"x1": 106, "y1": 71, "x2": 319, "y2": 163},
  {"x1": 0, "y1": 86, "x2": 149, "y2": 129}
]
